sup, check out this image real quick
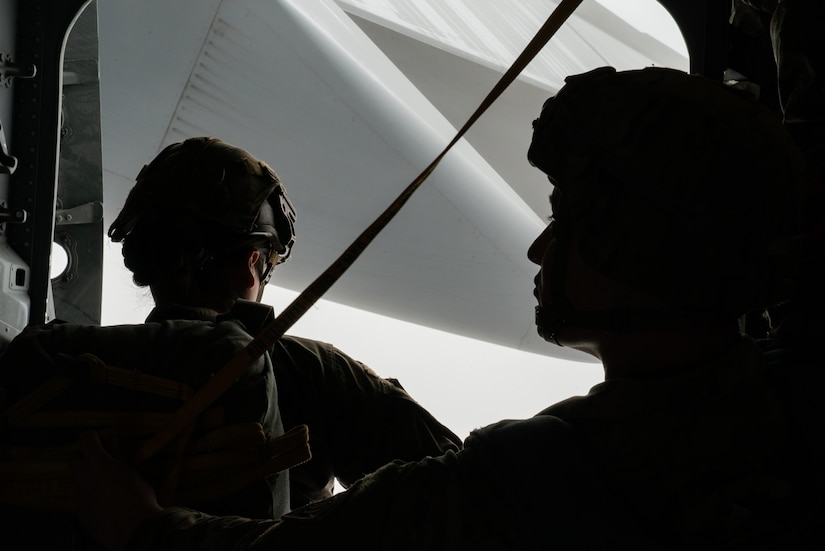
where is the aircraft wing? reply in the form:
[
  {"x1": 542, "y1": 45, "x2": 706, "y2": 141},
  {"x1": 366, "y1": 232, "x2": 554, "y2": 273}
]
[
  {"x1": 91, "y1": 0, "x2": 687, "y2": 361},
  {"x1": 2, "y1": 0, "x2": 689, "y2": 360}
]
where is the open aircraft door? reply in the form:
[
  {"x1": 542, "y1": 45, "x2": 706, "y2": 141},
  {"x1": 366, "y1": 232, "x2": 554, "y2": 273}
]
[
  {"x1": 0, "y1": 0, "x2": 812, "y2": 354},
  {"x1": 1, "y1": 0, "x2": 101, "y2": 349}
]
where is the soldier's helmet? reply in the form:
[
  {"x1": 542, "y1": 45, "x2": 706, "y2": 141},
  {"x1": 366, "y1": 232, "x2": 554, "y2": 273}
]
[
  {"x1": 108, "y1": 137, "x2": 296, "y2": 287},
  {"x1": 528, "y1": 66, "x2": 804, "y2": 317}
]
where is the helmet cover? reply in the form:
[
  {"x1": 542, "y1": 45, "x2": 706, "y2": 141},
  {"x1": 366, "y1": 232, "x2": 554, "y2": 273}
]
[
  {"x1": 109, "y1": 137, "x2": 295, "y2": 263},
  {"x1": 528, "y1": 66, "x2": 804, "y2": 315}
]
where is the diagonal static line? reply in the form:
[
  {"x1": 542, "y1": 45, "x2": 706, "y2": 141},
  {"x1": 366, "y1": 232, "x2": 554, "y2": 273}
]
[{"x1": 134, "y1": 0, "x2": 585, "y2": 465}]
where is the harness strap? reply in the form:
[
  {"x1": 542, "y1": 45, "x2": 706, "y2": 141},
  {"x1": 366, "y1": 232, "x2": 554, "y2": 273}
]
[
  {"x1": 0, "y1": 422, "x2": 310, "y2": 512},
  {"x1": 0, "y1": 375, "x2": 74, "y2": 431},
  {"x1": 80, "y1": 352, "x2": 193, "y2": 401},
  {"x1": 0, "y1": 352, "x2": 312, "y2": 511}
]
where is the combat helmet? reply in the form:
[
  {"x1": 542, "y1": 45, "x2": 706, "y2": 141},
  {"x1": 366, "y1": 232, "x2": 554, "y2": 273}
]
[
  {"x1": 528, "y1": 66, "x2": 804, "y2": 326},
  {"x1": 109, "y1": 137, "x2": 296, "y2": 289}
]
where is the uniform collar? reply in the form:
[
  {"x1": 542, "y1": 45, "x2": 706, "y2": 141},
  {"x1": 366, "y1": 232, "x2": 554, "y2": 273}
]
[{"x1": 145, "y1": 300, "x2": 275, "y2": 334}]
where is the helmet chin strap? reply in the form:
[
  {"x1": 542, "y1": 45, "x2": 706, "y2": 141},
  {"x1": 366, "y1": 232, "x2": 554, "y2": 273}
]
[
  {"x1": 535, "y1": 235, "x2": 735, "y2": 344},
  {"x1": 255, "y1": 280, "x2": 267, "y2": 303},
  {"x1": 535, "y1": 305, "x2": 566, "y2": 346},
  {"x1": 535, "y1": 232, "x2": 574, "y2": 346},
  {"x1": 538, "y1": 303, "x2": 734, "y2": 338},
  {"x1": 255, "y1": 250, "x2": 280, "y2": 302}
]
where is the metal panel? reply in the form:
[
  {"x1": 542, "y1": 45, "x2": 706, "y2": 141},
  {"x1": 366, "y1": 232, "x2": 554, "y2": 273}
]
[
  {"x1": 53, "y1": 0, "x2": 103, "y2": 324},
  {"x1": 0, "y1": 0, "x2": 30, "y2": 345},
  {"x1": 656, "y1": 0, "x2": 730, "y2": 78},
  {"x1": 7, "y1": 0, "x2": 91, "y2": 326}
]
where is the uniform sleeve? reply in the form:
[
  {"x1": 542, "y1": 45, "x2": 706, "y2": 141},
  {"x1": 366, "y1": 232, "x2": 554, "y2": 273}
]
[
  {"x1": 128, "y1": 452, "x2": 465, "y2": 551},
  {"x1": 272, "y1": 336, "x2": 461, "y2": 506}
]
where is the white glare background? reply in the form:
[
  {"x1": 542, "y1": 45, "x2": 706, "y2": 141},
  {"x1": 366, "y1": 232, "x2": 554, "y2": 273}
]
[{"x1": 101, "y1": 0, "x2": 688, "y2": 442}]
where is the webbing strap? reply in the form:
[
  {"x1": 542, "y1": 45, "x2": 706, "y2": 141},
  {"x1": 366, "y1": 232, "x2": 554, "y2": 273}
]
[
  {"x1": 0, "y1": 423, "x2": 311, "y2": 512},
  {"x1": 134, "y1": 0, "x2": 585, "y2": 464},
  {"x1": 0, "y1": 376, "x2": 74, "y2": 431},
  {"x1": 0, "y1": 354, "x2": 194, "y2": 432},
  {"x1": 80, "y1": 353, "x2": 193, "y2": 401}
]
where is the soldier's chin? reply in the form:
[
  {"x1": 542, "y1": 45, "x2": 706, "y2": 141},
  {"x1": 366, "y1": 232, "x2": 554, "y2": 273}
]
[{"x1": 534, "y1": 305, "x2": 563, "y2": 346}]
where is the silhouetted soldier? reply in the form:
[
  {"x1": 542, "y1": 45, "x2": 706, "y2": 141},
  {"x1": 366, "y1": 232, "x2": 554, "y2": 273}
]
[{"x1": 74, "y1": 67, "x2": 814, "y2": 550}]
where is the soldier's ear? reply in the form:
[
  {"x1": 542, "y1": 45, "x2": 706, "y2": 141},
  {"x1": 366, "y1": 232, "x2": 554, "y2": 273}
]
[{"x1": 241, "y1": 249, "x2": 261, "y2": 291}]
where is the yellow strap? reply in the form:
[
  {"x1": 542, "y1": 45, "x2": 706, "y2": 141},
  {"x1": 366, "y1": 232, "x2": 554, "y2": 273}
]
[
  {"x1": 1, "y1": 353, "x2": 194, "y2": 433},
  {"x1": 80, "y1": 353, "x2": 194, "y2": 401},
  {"x1": 0, "y1": 423, "x2": 310, "y2": 512},
  {"x1": 0, "y1": 376, "x2": 74, "y2": 431},
  {"x1": 13, "y1": 410, "x2": 176, "y2": 430},
  {"x1": 135, "y1": 0, "x2": 585, "y2": 466}
]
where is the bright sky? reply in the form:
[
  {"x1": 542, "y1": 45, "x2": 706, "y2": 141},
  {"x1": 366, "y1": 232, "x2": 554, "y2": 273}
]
[{"x1": 100, "y1": 0, "x2": 687, "y2": 442}]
